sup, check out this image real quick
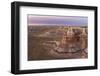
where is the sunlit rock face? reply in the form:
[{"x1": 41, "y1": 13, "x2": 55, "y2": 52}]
[{"x1": 49, "y1": 26, "x2": 88, "y2": 59}]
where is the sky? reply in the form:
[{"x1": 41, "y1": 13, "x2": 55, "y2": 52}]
[{"x1": 28, "y1": 15, "x2": 88, "y2": 26}]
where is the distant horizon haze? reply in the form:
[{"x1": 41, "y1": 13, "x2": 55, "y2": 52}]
[
  {"x1": 28, "y1": 24, "x2": 87, "y2": 26},
  {"x1": 28, "y1": 15, "x2": 88, "y2": 26}
]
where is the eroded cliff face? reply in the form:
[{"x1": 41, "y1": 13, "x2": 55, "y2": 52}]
[
  {"x1": 49, "y1": 26, "x2": 88, "y2": 59},
  {"x1": 28, "y1": 26, "x2": 88, "y2": 60},
  {"x1": 59, "y1": 27, "x2": 87, "y2": 51}
]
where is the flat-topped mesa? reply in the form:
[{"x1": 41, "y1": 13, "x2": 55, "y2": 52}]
[
  {"x1": 58, "y1": 26, "x2": 76, "y2": 48},
  {"x1": 81, "y1": 28, "x2": 88, "y2": 49},
  {"x1": 81, "y1": 28, "x2": 87, "y2": 37},
  {"x1": 66, "y1": 26, "x2": 74, "y2": 38},
  {"x1": 57, "y1": 26, "x2": 87, "y2": 50},
  {"x1": 61, "y1": 26, "x2": 77, "y2": 43}
]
